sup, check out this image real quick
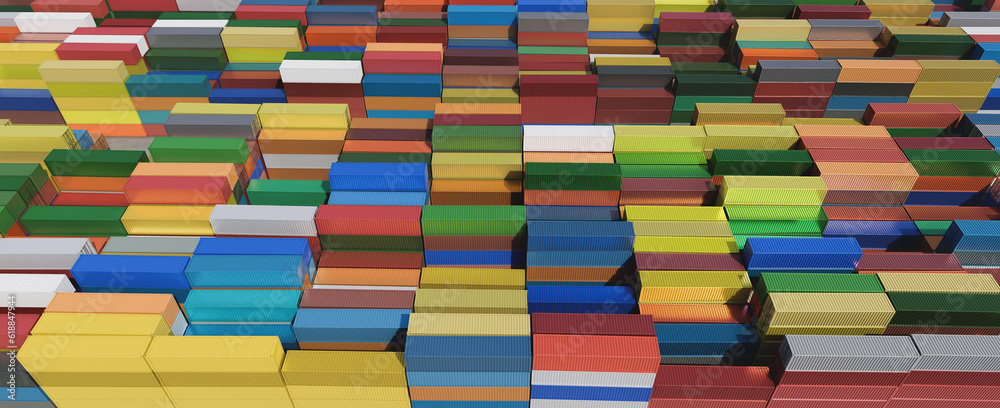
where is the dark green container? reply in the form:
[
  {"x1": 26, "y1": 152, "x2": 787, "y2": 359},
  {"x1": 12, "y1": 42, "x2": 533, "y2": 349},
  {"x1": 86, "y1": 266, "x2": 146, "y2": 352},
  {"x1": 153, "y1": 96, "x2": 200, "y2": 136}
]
[
  {"x1": 903, "y1": 149, "x2": 1000, "y2": 177},
  {"x1": 145, "y1": 49, "x2": 229, "y2": 71},
  {"x1": 44, "y1": 149, "x2": 149, "y2": 177},
  {"x1": 888, "y1": 34, "x2": 976, "y2": 57},
  {"x1": 620, "y1": 164, "x2": 712, "y2": 179},
  {"x1": 320, "y1": 235, "x2": 424, "y2": 251},
  {"x1": 720, "y1": 0, "x2": 796, "y2": 18},
  {"x1": 887, "y1": 128, "x2": 948, "y2": 138},
  {"x1": 421, "y1": 205, "x2": 527, "y2": 236},
  {"x1": 672, "y1": 62, "x2": 740, "y2": 75},
  {"x1": 657, "y1": 32, "x2": 730, "y2": 47},
  {"x1": 888, "y1": 292, "x2": 1000, "y2": 327},
  {"x1": 0, "y1": 163, "x2": 48, "y2": 193},
  {"x1": 432, "y1": 126, "x2": 523, "y2": 152},
  {"x1": 614, "y1": 152, "x2": 708, "y2": 165},
  {"x1": 247, "y1": 179, "x2": 330, "y2": 206},
  {"x1": 674, "y1": 74, "x2": 758, "y2": 97},
  {"x1": 0, "y1": 177, "x2": 38, "y2": 208},
  {"x1": 0, "y1": 191, "x2": 27, "y2": 221},
  {"x1": 337, "y1": 152, "x2": 433, "y2": 163},
  {"x1": 757, "y1": 273, "x2": 884, "y2": 305},
  {"x1": 20, "y1": 206, "x2": 128, "y2": 237},
  {"x1": 0, "y1": 206, "x2": 14, "y2": 236},
  {"x1": 524, "y1": 163, "x2": 622, "y2": 191},
  {"x1": 711, "y1": 149, "x2": 813, "y2": 176},
  {"x1": 673, "y1": 96, "x2": 754, "y2": 111},
  {"x1": 148, "y1": 137, "x2": 250, "y2": 164}
]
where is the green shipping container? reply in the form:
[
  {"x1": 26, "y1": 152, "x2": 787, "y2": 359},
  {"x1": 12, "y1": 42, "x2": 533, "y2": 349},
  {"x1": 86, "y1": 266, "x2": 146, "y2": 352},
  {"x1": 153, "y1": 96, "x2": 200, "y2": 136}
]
[
  {"x1": 421, "y1": 205, "x2": 527, "y2": 236},
  {"x1": 888, "y1": 292, "x2": 1000, "y2": 327},
  {"x1": 20, "y1": 206, "x2": 128, "y2": 237},
  {"x1": 247, "y1": 179, "x2": 330, "y2": 206},
  {"x1": 711, "y1": 149, "x2": 813, "y2": 176},
  {"x1": 0, "y1": 163, "x2": 48, "y2": 193},
  {"x1": 620, "y1": 164, "x2": 712, "y2": 179},
  {"x1": 145, "y1": 49, "x2": 229, "y2": 71},
  {"x1": 524, "y1": 163, "x2": 622, "y2": 191},
  {"x1": 757, "y1": 273, "x2": 885, "y2": 304},
  {"x1": 148, "y1": 137, "x2": 250, "y2": 164},
  {"x1": 613, "y1": 152, "x2": 708, "y2": 165},
  {"x1": 432, "y1": 126, "x2": 523, "y2": 152},
  {"x1": 44, "y1": 149, "x2": 149, "y2": 177},
  {"x1": 903, "y1": 149, "x2": 1000, "y2": 177}
]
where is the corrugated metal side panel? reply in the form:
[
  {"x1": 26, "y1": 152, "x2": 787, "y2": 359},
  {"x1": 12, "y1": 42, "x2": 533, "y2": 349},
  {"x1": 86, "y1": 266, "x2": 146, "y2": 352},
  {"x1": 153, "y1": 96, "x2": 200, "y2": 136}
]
[
  {"x1": 531, "y1": 313, "x2": 655, "y2": 336},
  {"x1": 878, "y1": 273, "x2": 1000, "y2": 293},
  {"x1": 144, "y1": 335, "x2": 284, "y2": 373},
  {"x1": 911, "y1": 334, "x2": 1000, "y2": 372},
  {"x1": 779, "y1": 334, "x2": 919, "y2": 372},
  {"x1": 407, "y1": 313, "x2": 530, "y2": 336},
  {"x1": 858, "y1": 253, "x2": 964, "y2": 272},
  {"x1": 636, "y1": 253, "x2": 745, "y2": 271}
]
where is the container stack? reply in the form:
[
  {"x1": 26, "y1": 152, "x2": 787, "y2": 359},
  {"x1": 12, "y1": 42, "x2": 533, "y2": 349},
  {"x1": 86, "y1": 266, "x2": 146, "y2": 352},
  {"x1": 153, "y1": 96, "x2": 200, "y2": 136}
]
[
  {"x1": 282, "y1": 350, "x2": 411, "y2": 408},
  {"x1": 613, "y1": 125, "x2": 717, "y2": 206},
  {"x1": 45, "y1": 292, "x2": 187, "y2": 336},
  {"x1": 0, "y1": 124, "x2": 78, "y2": 173},
  {"x1": 730, "y1": 19, "x2": 816, "y2": 70},
  {"x1": 430, "y1": 103, "x2": 523, "y2": 205},
  {"x1": 908, "y1": 60, "x2": 1000, "y2": 113},
  {"x1": 672, "y1": 71, "x2": 756, "y2": 125},
  {"x1": 406, "y1": 313, "x2": 531, "y2": 408},
  {"x1": 823, "y1": 219, "x2": 923, "y2": 251},
  {"x1": 826, "y1": 60, "x2": 920, "y2": 120},
  {"x1": 124, "y1": 163, "x2": 243, "y2": 235},
  {"x1": 525, "y1": 219, "x2": 635, "y2": 286},
  {"x1": 440, "y1": 46, "x2": 519, "y2": 106},
  {"x1": 258, "y1": 103, "x2": 349, "y2": 180},
  {"x1": 654, "y1": 322, "x2": 760, "y2": 365},
  {"x1": 807, "y1": 130, "x2": 918, "y2": 206},
  {"x1": 43, "y1": 149, "x2": 147, "y2": 207},
  {"x1": 864, "y1": 102, "x2": 962, "y2": 138},
  {"x1": 516, "y1": 7, "x2": 588, "y2": 73},
  {"x1": 725, "y1": 205, "x2": 828, "y2": 251},
  {"x1": 695, "y1": 104, "x2": 786, "y2": 126},
  {"x1": 0, "y1": 42, "x2": 57, "y2": 96},
  {"x1": 880, "y1": 272, "x2": 1000, "y2": 335},
  {"x1": 279, "y1": 50, "x2": 366, "y2": 119},
  {"x1": 145, "y1": 336, "x2": 294, "y2": 408},
  {"x1": 522, "y1": 125, "x2": 614, "y2": 199},
  {"x1": 743, "y1": 236, "x2": 863, "y2": 276},
  {"x1": 19, "y1": 205, "x2": 127, "y2": 237},
  {"x1": 70, "y1": 253, "x2": 191, "y2": 302},
  {"x1": 216, "y1": 19, "x2": 296, "y2": 89},
  {"x1": 361, "y1": 43, "x2": 443, "y2": 119},
  {"x1": 378, "y1": 0, "x2": 447, "y2": 46},
  {"x1": 863, "y1": 0, "x2": 935, "y2": 26},
  {"x1": 650, "y1": 365, "x2": 774, "y2": 408},
  {"x1": 18, "y1": 336, "x2": 174, "y2": 408},
  {"x1": 657, "y1": 12, "x2": 735, "y2": 63},
  {"x1": 421, "y1": 205, "x2": 527, "y2": 269},
  {"x1": 447, "y1": 4, "x2": 518, "y2": 49},
  {"x1": 889, "y1": 27, "x2": 977, "y2": 60},
  {"x1": 341, "y1": 117, "x2": 433, "y2": 166},
  {"x1": 751, "y1": 272, "x2": 885, "y2": 364},
  {"x1": 887, "y1": 334, "x2": 1000, "y2": 408},
  {"x1": 125, "y1": 74, "x2": 213, "y2": 137},
  {"x1": 593, "y1": 57, "x2": 674, "y2": 124},
  {"x1": 770, "y1": 335, "x2": 920, "y2": 408},
  {"x1": 183, "y1": 287, "x2": 301, "y2": 351},
  {"x1": 163, "y1": 102, "x2": 261, "y2": 141},
  {"x1": 2, "y1": 273, "x2": 69, "y2": 350},
  {"x1": 327, "y1": 162, "x2": 429, "y2": 206},
  {"x1": 40, "y1": 60, "x2": 143, "y2": 138},
  {"x1": 143, "y1": 18, "x2": 228, "y2": 73},
  {"x1": 586, "y1": 0, "x2": 657, "y2": 55},
  {"x1": 209, "y1": 204, "x2": 321, "y2": 257},
  {"x1": 313, "y1": 204, "x2": 423, "y2": 285},
  {"x1": 938, "y1": 220, "x2": 1000, "y2": 269},
  {"x1": 636, "y1": 251, "x2": 753, "y2": 327},
  {"x1": 807, "y1": 19, "x2": 886, "y2": 59},
  {"x1": 520, "y1": 74, "x2": 598, "y2": 125},
  {"x1": 523, "y1": 162, "x2": 622, "y2": 206},
  {"x1": 752, "y1": 60, "x2": 841, "y2": 119},
  {"x1": 717, "y1": 175, "x2": 826, "y2": 211},
  {"x1": 530, "y1": 313, "x2": 660, "y2": 408}
]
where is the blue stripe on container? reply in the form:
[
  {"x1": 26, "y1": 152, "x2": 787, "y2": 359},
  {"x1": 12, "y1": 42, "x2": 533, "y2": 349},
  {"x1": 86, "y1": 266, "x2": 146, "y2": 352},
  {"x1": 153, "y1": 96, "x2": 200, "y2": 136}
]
[
  {"x1": 327, "y1": 191, "x2": 429, "y2": 206},
  {"x1": 424, "y1": 250, "x2": 526, "y2": 266},
  {"x1": 526, "y1": 286, "x2": 636, "y2": 314},
  {"x1": 447, "y1": 6, "x2": 518, "y2": 25},
  {"x1": 185, "y1": 323, "x2": 297, "y2": 344},
  {"x1": 407, "y1": 371, "x2": 531, "y2": 387},
  {"x1": 0, "y1": 89, "x2": 58, "y2": 111},
  {"x1": 530, "y1": 385, "x2": 653, "y2": 401},
  {"x1": 742, "y1": 237, "x2": 863, "y2": 270},
  {"x1": 362, "y1": 74, "x2": 442, "y2": 97},
  {"x1": 305, "y1": 46, "x2": 366, "y2": 53},
  {"x1": 184, "y1": 255, "x2": 305, "y2": 288},
  {"x1": 195, "y1": 237, "x2": 315, "y2": 279},
  {"x1": 73, "y1": 130, "x2": 94, "y2": 150},
  {"x1": 292, "y1": 309, "x2": 410, "y2": 343},
  {"x1": 71, "y1": 255, "x2": 190, "y2": 289},
  {"x1": 209, "y1": 88, "x2": 286, "y2": 104},
  {"x1": 983, "y1": 89, "x2": 1000, "y2": 110},
  {"x1": 822, "y1": 221, "x2": 922, "y2": 250},
  {"x1": 305, "y1": 5, "x2": 379, "y2": 26},
  {"x1": 527, "y1": 251, "x2": 634, "y2": 267},
  {"x1": 328, "y1": 162, "x2": 429, "y2": 192},
  {"x1": 939, "y1": 220, "x2": 1000, "y2": 253},
  {"x1": 526, "y1": 206, "x2": 621, "y2": 221},
  {"x1": 183, "y1": 289, "x2": 301, "y2": 323},
  {"x1": 527, "y1": 221, "x2": 635, "y2": 251},
  {"x1": 8, "y1": 387, "x2": 48, "y2": 402}
]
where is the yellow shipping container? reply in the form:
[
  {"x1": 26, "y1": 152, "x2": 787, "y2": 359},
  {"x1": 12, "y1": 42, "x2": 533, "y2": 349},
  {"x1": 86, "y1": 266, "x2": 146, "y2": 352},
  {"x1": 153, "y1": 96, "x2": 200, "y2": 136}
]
[
  {"x1": 226, "y1": 47, "x2": 302, "y2": 63},
  {"x1": 639, "y1": 271, "x2": 752, "y2": 304},
  {"x1": 407, "y1": 313, "x2": 530, "y2": 336},
  {"x1": 48, "y1": 399, "x2": 178, "y2": 408},
  {"x1": 442, "y1": 88, "x2": 519, "y2": 104},
  {"x1": 431, "y1": 152, "x2": 524, "y2": 180},
  {"x1": 221, "y1": 27, "x2": 302, "y2": 48},
  {"x1": 653, "y1": 0, "x2": 715, "y2": 14},
  {"x1": 282, "y1": 350, "x2": 405, "y2": 387},
  {"x1": 414, "y1": 289, "x2": 528, "y2": 314},
  {"x1": 588, "y1": 18, "x2": 654, "y2": 32},
  {"x1": 916, "y1": 60, "x2": 1000, "y2": 83},
  {"x1": 625, "y1": 205, "x2": 726, "y2": 221},
  {"x1": 30, "y1": 313, "x2": 171, "y2": 336},
  {"x1": 907, "y1": 96, "x2": 987, "y2": 113},
  {"x1": 285, "y1": 385, "x2": 409, "y2": 400},
  {"x1": 717, "y1": 176, "x2": 827, "y2": 206},
  {"x1": 0, "y1": 125, "x2": 79, "y2": 151},
  {"x1": 164, "y1": 386, "x2": 291, "y2": 401},
  {"x1": 878, "y1": 273, "x2": 1000, "y2": 293},
  {"x1": 734, "y1": 19, "x2": 812, "y2": 41},
  {"x1": 588, "y1": 0, "x2": 655, "y2": 18},
  {"x1": 909, "y1": 81, "x2": 994, "y2": 97},
  {"x1": 38, "y1": 60, "x2": 130, "y2": 83},
  {"x1": 292, "y1": 400, "x2": 410, "y2": 408},
  {"x1": 613, "y1": 125, "x2": 707, "y2": 153},
  {"x1": 632, "y1": 220, "x2": 734, "y2": 237},
  {"x1": 172, "y1": 103, "x2": 262, "y2": 116},
  {"x1": 758, "y1": 292, "x2": 896, "y2": 328},
  {"x1": 0, "y1": 64, "x2": 44, "y2": 79},
  {"x1": 121, "y1": 205, "x2": 216, "y2": 236},
  {"x1": 259, "y1": 103, "x2": 351, "y2": 129},
  {"x1": 61, "y1": 110, "x2": 143, "y2": 125},
  {"x1": 18, "y1": 335, "x2": 153, "y2": 374},
  {"x1": 634, "y1": 236, "x2": 739, "y2": 253},
  {"x1": 0, "y1": 43, "x2": 60, "y2": 64},
  {"x1": 0, "y1": 78, "x2": 47, "y2": 88},
  {"x1": 703, "y1": 125, "x2": 799, "y2": 152},
  {"x1": 171, "y1": 400, "x2": 293, "y2": 408},
  {"x1": 42, "y1": 386, "x2": 170, "y2": 401},
  {"x1": 53, "y1": 97, "x2": 136, "y2": 111},
  {"x1": 144, "y1": 336, "x2": 285, "y2": 373},
  {"x1": 419, "y1": 267, "x2": 526, "y2": 290},
  {"x1": 695, "y1": 104, "x2": 786, "y2": 126},
  {"x1": 47, "y1": 83, "x2": 131, "y2": 98}
]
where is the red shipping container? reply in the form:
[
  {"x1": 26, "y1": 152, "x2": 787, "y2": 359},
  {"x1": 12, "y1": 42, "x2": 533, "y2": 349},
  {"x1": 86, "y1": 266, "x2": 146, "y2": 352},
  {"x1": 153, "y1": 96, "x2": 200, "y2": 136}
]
[
  {"x1": 55, "y1": 42, "x2": 143, "y2": 65},
  {"x1": 142, "y1": 124, "x2": 167, "y2": 137},
  {"x1": 363, "y1": 51, "x2": 443, "y2": 74},
  {"x1": 7, "y1": 310, "x2": 42, "y2": 350},
  {"x1": 771, "y1": 385, "x2": 896, "y2": 401},
  {"x1": 774, "y1": 370, "x2": 908, "y2": 387},
  {"x1": 519, "y1": 75, "x2": 599, "y2": 97},
  {"x1": 99, "y1": 19, "x2": 157, "y2": 28},
  {"x1": 808, "y1": 149, "x2": 910, "y2": 163},
  {"x1": 794, "y1": 5, "x2": 872, "y2": 19},
  {"x1": 32, "y1": 0, "x2": 109, "y2": 18},
  {"x1": 518, "y1": 61, "x2": 593, "y2": 72},
  {"x1": 766, "y1": 400, "x2": 888, "y2": 408},
  {"x1": 49, "y1": 192, "x2": 129, "y2": 207},
  {"x1": 658, "y1": 12, "x2": 735, "y2": 33},
  {"x1": 894, "y1": 137, "x2": 995, "y2": 150},
  {"x1": 754, "y1": 82, "x2": 836, "y2": 96},
  {"x1": 283, "y1": 83, "x2": 365, "y2": 97},
  {"x1": 285, "y1": 96, "x2": 366, "y2": 118},
  {"x1": 123, "y1": 176, "x2": 232, "y2": 205},
  {"x1": 653, "y1": 365, "x2": 773, "y2": 401},
  {"x1": 904, "y1": 205, "x2": 1000, "y2": 221},
  {"x1": 376, "y1": 26, "x2": 448, "y2": 45},
  {"x1": 532, "y1": 334, "x2": 660, "y2": 373},
  {"x1": 521, "y1": 96, "x2": 597, "y2": 111},
  {"x1": 531, "y1": 313, "x2": 656, "y2": 336},
  {"x1": 823, "y1": 206, "x2": 912, "y2": 221},
  {"x1": 649, "y1": 399, "x2": 766, "y2": 408},
  {"x1": 799, "y1": 137, "x2": 901, "y2": 151},
  {"x1": 73, "y1": 27, "x2": 149, "y2": 36},
  {"x1": 445, "y1": 48, "x2": 519, "y2": 66},
  {"x1": 298, "y1": 288, "x2": 415, "y2": 309},
  {"x1": 620, "y1": 178, "x2": 716, "y2": 206},
  {"x1": 970, "y1": 34, "x2": 1000, "y2": 43},
  {"x1": 521, "y1": 109, "x2": 596, "y2": 125},
  {"x1": 319, "y1": 250, "x2": 424, "y2": 269},
  {"x1": 659, "y1": 46, "x2": 729, "y2": 63},
  {"x1": 315, "y1": 205, "x2": 422, "y2": 236},
  {"x1": 894, "y1": 385, "x2": 1000, "y2": 400},
  {"x1": 885, "y1": 400, "x2": 1000, "y2": 408},
  {"x1": 218, "y1": 71, "x2": 282, "y2": 89},
  {"x1": 106, "y1": 0, "x2": 177, "y2": 12},
  {"x1": 864, "y1": 103, "x2": 963, "y2": 128},
  {"x1": 637, "y1": 253, "x2": 745, "y2": 271},
  {"x1": 235, "y1": 5, "x2": 308, "y2": 25},
  {"x1": 903, "y1": 371, "x2": 1000, "y2": 387}
]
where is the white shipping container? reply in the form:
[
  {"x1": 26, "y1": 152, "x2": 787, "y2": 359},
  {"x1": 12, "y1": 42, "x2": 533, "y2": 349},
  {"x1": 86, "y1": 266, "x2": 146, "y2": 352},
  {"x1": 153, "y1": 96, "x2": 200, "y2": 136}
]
[
  {"x1": 523, "y1": 125, "x2": 615, "y2": 152},
  {"x1": 0, "y1": 12, "x2": 21, "y2": 27},
  {"x1": 0, "y1": 274, "x2": 75, "y2": 308},
  {"x1": 279, "y1": 59, "x2": 364, "y2": 84},
  {"x1": 64, "y1": 34, "x2": 150, "y2": 55},
  {"x1": 209, "y1": 205, "x2": 319, "y2": 236},
  {"x1": 14, "y1": 12, "x2": 96, "y2": 34},
  {"x1": 151, "y1": 19, "x2": 230, "y2": 29},
  {"x1": 530, "y1": 400, "x2": 649, "y2": 408},
  {"x1": 175, "y1": 0, "x2": 241, "y2": 12},
  {"x1": 0, "y1": 238, "x2": 96, "y2": 270}
]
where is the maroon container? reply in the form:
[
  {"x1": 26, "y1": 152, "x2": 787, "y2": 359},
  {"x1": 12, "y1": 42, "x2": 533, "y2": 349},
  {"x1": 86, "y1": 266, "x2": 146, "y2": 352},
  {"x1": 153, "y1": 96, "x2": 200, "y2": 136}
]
[
  {"x1": 519, "y1": 75, "x2": 599, "y2": 97},
  {"x1": 636, "y1": 253, "x2": 745, "y2": 271},
  {"x1": 754, "y1": 82, "x2": 836, "y2": 96},
  {"x1": 521, "y1": 96, "x2": 597, "y2": 111},
  {"x1": 597, "y1": 88, "x2": 675, "y2": 111},
  {"x1": 658, "y1": 11, "x2": 735, "y2": 33},
  {"x1": 283, "y1": 83, "x2": 364, "y2": 97},
  {"x1": 800, "y1": 137, "x2": 901, "y2": 150},
  {"x1": 894, "y1": 137, "x2": 995, "y2": 150},
  {"x1": 376, "y1": 26, "x2": 448, "y2": 45},
  {"x1": 531, "y1": 313, "x2": 655, "y2": 336},
  {"x1": 620, "y1": 178, "x2": 716, "y2": 206},
  {"x1": 903, "y1": 371, "x2": 1000, "y2": 387},
  {"x1": 658, "y1": 46, "x2": 729, "y2": 63},
  {"x1": 774, "y1": 370, "x2": 908, "y2": 387},
  {"x1": 299, "y1": 288, "x2": 415, "y2": 309},
  {"x1": 444, "y1": 48, "x2": 518, "y2": 66},
  {"x1": 894, "y1": 385, "x2": 1000, "y2": 400},
  {"x1": 904, "y1": 205, "x2": 1000, "y2": 221},
  {"x1": 752, "y1": 96, "x2": 831, "y2": 111},
  {"x1": 56, "y1": 42, "x2": 142, "y2": 65},
  {"x1": 767, "y1": 400, "x2": 888, "y2": 408},
  {"x1": 653, "y1": 365, "x2": 773, "y2": 401},
  {"x1": 0, "y1": 110, "x2": 66, "y2": 125},
  {"x1": 771, "y1": 385, "x2": 896, "y2": 401},
  {"x1": 885, "y1": 399, "x2": 1000, "y2": 408},
  {"x1": 809, "y1": 149, "x2": 910, "y2": 163},
  {"x1": 522, "y1": 109, "x2": 596, "y2": 124},
  {"x1": 649, "y1": 400, "x2": 766, "y2": 408},
  {"x1": 856, "y1": 252, "x2": 964, "y2": 272},
  {"x1": 864, "y1": 103, "x2": 963, "y2": 128},
  {"x1": 518, "y1": 61, "x2": 594, "y2": 72}
]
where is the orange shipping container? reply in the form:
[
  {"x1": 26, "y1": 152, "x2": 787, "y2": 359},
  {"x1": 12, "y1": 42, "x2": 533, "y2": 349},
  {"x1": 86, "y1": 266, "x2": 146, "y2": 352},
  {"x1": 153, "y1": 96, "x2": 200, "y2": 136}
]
[
  {"x1": 342, "y1": 140, "x2": 433, "y2": 153},
  {"x1": 737, "y1": 49, "x2": 819, "y2": 70},
  {"x1": 640, "y1": 303, "x2": 754, "y2": 324},
  {"x1": 816, "y1": 162, "x2": 919, "y2": 191},
  {"x1": 430, "y1": 180, "x2": 522, "y2": 206},
  {"x1": 809, "y1": 40, "x2": 886, "y2": 58},
  {"x1": 313, "y1": 268, "x2": 421, "y2": 287},
  {"x1": 447, "y1": 25, "x2": 516, "y2": 39},
  {"x1": 836, "y1": 59, "x2": 923, "y2": 83},
  {"x1": 257, "y1": 128, "x2": 346, "y2": 155},
  {"x1": 305, "y1": 26, "x2": 377, "y2": 46},
  {"x1": 52, "y1": 176, "x2": 129, "y2": 192},
  {"x1": 46, "y1": 292, "x2": 183, "y2": 326},
  {"x1": 794, "y1": 125, "x2": 892, "y2": 138}
]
